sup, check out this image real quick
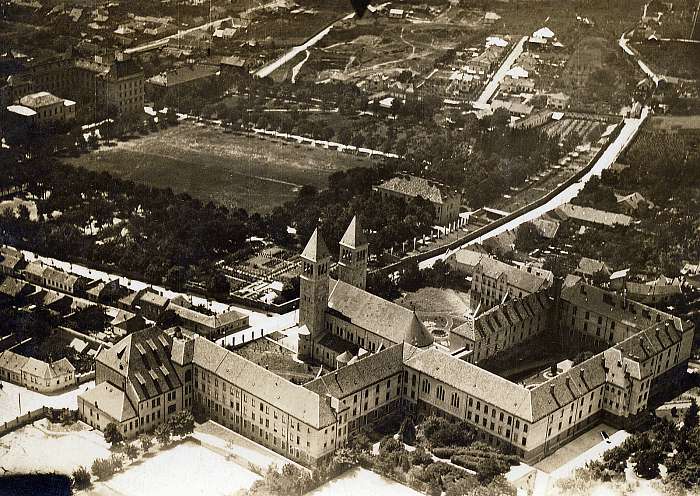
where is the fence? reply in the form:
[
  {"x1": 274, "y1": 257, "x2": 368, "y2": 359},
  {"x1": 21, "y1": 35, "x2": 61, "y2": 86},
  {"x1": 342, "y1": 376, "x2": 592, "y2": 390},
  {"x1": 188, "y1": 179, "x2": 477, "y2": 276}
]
[
  {"x1": 0, "y1": 406, "x2": 48, "y2": 436},
  {"x1": 77, "y1": 370, "x2": 95, "y2": 385},
  {"x1": 371, "y1": 120, "x2": 627, "y2": 280}
]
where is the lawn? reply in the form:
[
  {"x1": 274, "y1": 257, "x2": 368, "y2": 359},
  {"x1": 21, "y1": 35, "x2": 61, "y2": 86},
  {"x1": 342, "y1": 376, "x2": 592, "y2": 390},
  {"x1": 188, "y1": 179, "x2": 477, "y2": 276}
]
[
  {"x1": 65, "y1": 122, "x2": 371, "y2": 213},
  {"x1": 95, "y1": 440, "x2": 260, "y2": 496},
  {"x1": 0, "y1": 420, "x2": 110, "y2": 475},
  {"x1": 395, "y1": 287, "x2": 472, "y2": 315},
  {"x1": 308, "y1": 467, "x2": 424, "y2": 496}
]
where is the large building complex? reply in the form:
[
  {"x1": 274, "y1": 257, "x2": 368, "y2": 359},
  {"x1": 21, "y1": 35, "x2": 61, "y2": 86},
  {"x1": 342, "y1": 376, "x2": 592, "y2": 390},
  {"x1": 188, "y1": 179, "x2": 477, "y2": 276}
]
[{"x1": 79, "y1": 222, "x2": 695, "y2": 466}]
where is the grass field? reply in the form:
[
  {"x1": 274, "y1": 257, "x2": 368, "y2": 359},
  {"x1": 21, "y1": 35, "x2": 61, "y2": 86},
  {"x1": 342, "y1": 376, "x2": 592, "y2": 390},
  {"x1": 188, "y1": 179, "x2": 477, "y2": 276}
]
[
  {"x1": 634, "y1": 41, "x2": 700, "y2": 80},
  {"x1": 66, "y1": 123, "x2": 371, "y2": 213}
]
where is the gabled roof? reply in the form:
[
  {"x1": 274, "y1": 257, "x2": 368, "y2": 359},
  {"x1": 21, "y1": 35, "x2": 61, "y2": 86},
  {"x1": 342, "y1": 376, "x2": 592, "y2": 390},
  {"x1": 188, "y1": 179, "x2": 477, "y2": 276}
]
[
  {"x1": 80, "y1": 382, "x2": 137, "y2": 422},
  {"x1": 340, "y1": 216, "x2": 368, "y2": 248},
  {"x1": 0, "y1": 350, "x2": 29, "y2": 373},
  {"x1": 301, "y1": 228, "x2": 331, "y2": 262},
  {"x1": 376, "y1": 175, "x2": 455, "y2": 204},
  {"x1": 193, "y1": 337, "x2": 335, "y2": 428},
  {"x1": 305, "y1": 343, "x2": 405, "y2": 399},
  {"x1": 20, "y1": 356, "x2": 74, "y2": 379},
  {"x1": 0, "y1": 276, "x2": 31, "y2": 297},
  {"x1": 96, "y1": 327, "x2": 181, "y2": 402},
  {"x1": 405, "y1": 348, "x2": 533, "y2": 421},
  {"x1": 327, "y1": 280, "x2": 433, "y2": 347}
]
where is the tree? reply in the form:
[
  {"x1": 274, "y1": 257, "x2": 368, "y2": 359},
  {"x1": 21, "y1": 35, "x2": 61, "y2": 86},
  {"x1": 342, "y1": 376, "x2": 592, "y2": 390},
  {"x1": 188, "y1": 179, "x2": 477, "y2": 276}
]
[
  {"x1": 165, "y1": 265, "x2": 188, "y2": 291},
  {"x1": 154, "y1": 422, "x2": 171, "y2": 446},
  {"x1": 632, "y1": 448, "x2": 663, "y2": 479},
  {"x1": 104, "y1": 422, "x2": 124, "y2": 446},
  {"x1": 124, "y1": 443, "x2": 139, "y2": 461},
  {"x1": 399, "y1": 416, "x2": 416, "y2": 445},
  {"x1": 139, "y1": 434, "x2": 153, "y2": 453},
  {"x1": 110, "y1": 453, "x2": 124, "y2": 473},
  {"x1": 72, "y1": 466, "x2": 91, "y2": 490},
  {"x1": 683, "y1": 399, "x2": 699, "y2": 431},
  {"x1": 208, "y1": 272, "x2": 230, "y2": 295},
  {"x1": 167, "y1": 410, "x2": 195, "y2": 437}
]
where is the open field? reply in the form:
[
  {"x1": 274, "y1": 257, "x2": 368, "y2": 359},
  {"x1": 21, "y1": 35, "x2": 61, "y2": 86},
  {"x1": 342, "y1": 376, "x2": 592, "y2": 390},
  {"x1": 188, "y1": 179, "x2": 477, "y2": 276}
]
[
  {"x1": 649, "y1": 115, "x2": 700, "y2": 130},
  {"x1": 308, "y1": 467, "x2": 423, "y2": 496},
  {"x1": 94, "y1": 440, "x2": 260, "y2": 496},
  {"x1": 634, "y1": 41, "x2": 700, "y2": 80},
  {"x1": 0, "y1": 380, "x2": 94, "y2": 424},
  {"x1": 66, "y1": 123, "x2": 371, "y2": 213},
  {"x1": 0, "y1": 420, "x2": 110, "y2": 475}
]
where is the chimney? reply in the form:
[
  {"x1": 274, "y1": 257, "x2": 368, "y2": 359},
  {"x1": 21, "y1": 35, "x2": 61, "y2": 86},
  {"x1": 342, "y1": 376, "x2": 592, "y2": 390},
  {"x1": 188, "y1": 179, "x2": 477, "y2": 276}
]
[
  {"x1": 579, "y1": 369, "x2": 585, "y2": 380},
  {"x1": 565, "y1": 377, "x2": 571, "y2": 388}
]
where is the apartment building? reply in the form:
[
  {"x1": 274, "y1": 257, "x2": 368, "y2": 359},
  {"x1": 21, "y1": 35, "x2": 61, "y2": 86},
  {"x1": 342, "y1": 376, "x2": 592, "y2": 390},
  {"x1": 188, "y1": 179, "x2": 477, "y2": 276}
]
[{"x1": 472, "y1": 257, "x2": 553, "y2": 309}]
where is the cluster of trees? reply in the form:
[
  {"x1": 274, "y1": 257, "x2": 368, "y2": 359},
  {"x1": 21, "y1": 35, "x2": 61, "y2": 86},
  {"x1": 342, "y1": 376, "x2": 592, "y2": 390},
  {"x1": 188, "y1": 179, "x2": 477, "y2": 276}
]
[
  {"x1": 367, "y1": 259, "x2": 465, "y2": 301},
  {"x1": 557, "y1": 129, "x2": 700, "y2": 276},
  {"x1": 0, "y1": 156, "x2": 256, "y2": 291},
  {"x1": 564, "y1": 402, "x2": 700, "y2": 491}
]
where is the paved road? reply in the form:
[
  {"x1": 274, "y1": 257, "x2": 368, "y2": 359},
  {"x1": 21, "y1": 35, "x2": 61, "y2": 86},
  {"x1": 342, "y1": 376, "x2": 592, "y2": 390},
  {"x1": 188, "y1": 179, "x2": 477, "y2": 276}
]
[
  {"x1": 419, "y1": 107, "x2": 650, "y2": 269},
  {"x1": 255, "y1": 12, "x2": 355, "y2": 78},
  {"x1": 124, "y1": 17, "x2": 232, "y2": 55},
  {"x1": 474, "y1": 36, "x2": 528, "y2": 105}
]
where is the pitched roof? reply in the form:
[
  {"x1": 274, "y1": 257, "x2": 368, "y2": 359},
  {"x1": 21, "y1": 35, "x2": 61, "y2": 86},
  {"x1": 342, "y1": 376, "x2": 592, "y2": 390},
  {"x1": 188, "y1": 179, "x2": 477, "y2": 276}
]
[
  {"x1": 377, "y1": 175, "x2": 454, "y2": 204},
  {"x1": 556, "y1": 203, "x2": 633, "y2": 227},
  {"x1": 476, "y1": 258, "x2": 550, "y2": 294},
  {"x1": 529, "y1": 352, "x2": 607, "y2": 421},
  {"x1": 405, "y1": 348, "x2": 533, "y2": 421},
  {"x1": 168, "y1": 303, "x2": 248, "y2": 330},
  {"x1": 327, "y1": 280, "x2": 433, "y2": 347},
  {"x1": 193, "y1": 337, "x2": 335, "y2": 428},
  {"x1": 301, "y1": 228, "x2": 331, "y2": 262},
  {"x1": 305, "y1": 343, "x2": 405, "y2": 399},
  {"x1": 340, "y1": 216, "x2": 368, "y2": 248},
  {"x1": 96, "y1": 327, "x2": 182, "y2": 402},
  {"x1": 20, "y1": 356, "x2": 74, "y2": 379},
  {"x1": 80, "y1": 382, "x2": 137, "y2": 422},
  {"x1": 0, "y1": 350, "x2": 29, "y2": 373},
  {"x1": 576, "y1": 257, "x2": 611, "y2": 276},
  {"x1": 19, "y1": 91, "x2": 64, "y2": 108},
  {"x1": 0, "y1": 276, "x2": 31, "y2": 297}
]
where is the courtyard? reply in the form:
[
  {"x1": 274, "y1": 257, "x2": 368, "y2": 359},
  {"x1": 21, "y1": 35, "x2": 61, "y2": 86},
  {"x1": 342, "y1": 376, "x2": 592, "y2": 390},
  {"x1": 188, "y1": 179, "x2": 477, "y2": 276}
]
[{"x1": 0, "y1": 379, "x2": 94, "y2": 424}]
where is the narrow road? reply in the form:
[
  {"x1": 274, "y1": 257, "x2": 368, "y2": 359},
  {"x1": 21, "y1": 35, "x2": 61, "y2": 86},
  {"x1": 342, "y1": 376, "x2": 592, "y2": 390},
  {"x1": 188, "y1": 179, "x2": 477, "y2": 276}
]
[
  {"x1": 125, "y1": 17, "x2": 232, "y2": 54},
  {"x1": 474, "y1": 36, "x2": 527, "y2": 105},
  {"x1": 255, "y1": 12, "x2": 355, "y2": 78},
  {"x1": 419, "y1": 107, "x2": 650, "y2": 269}
]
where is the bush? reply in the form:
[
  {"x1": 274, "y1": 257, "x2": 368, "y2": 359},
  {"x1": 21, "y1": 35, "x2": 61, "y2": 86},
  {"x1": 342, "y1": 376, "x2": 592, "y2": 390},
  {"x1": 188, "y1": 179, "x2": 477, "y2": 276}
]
[
  {"x1": 139, "y1": 434, "x2": 153, "y2": 452},
  {"x1": 410, "y1": 446, "x2": 434, "y2": 467},
  {"x1": 72, "y1": 466, "x2": 91, "y2": 489},
  {"x1": 124, "y1": 444, "x2": 139, "y2": 460},
  {"x1": 432, "y1": 447, "x2": 461, "y2": 459},
  {"x1": 91, "y1": 458, "x2": 115, "y2": 480},
  {"x1": 379, "y1": 437, "x2": 404, "y2": 455},
  {"x1": 110, "y1": 454, "x2": 123, "y2": 473},
  {"x1": 420, "y1": 415, "x2": 476, "y2": 448}
]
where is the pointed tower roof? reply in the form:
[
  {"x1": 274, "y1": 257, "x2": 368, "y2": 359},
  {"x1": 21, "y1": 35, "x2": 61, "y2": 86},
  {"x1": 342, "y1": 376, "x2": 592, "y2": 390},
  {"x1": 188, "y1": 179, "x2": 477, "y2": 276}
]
[
  {"x1": 301, "y1": 228, "x2": 331, "y2": 262},
  {"x1": 340, "y1": 216, "x2": 368, "y2": 248}
]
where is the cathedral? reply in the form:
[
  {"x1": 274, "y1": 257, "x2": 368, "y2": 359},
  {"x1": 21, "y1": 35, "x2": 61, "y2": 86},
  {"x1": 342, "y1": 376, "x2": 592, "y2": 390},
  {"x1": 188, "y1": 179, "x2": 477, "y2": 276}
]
[{"x1": 297, "y1": 216, "x2": 434, "y2": 368}]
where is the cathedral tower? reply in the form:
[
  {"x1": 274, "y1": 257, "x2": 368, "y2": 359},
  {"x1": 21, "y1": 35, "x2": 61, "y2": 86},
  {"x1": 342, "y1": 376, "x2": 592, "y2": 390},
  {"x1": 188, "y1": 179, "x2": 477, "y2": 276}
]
[
  {"x1": 338, "y1": 216, "x2": 369, "y2": 290},
  {"x1": 298, "y1": 228, "x2": 330, "y2": 360}
]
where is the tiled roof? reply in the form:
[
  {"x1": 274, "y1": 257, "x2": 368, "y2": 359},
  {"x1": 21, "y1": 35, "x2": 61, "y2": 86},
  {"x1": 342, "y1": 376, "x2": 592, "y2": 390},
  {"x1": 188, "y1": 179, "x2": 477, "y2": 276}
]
[
  {"x1": 576, "y1": 257, "x2": 610, "y2": 276},
  {"x1": 20, "y1": 356, "x2": 74, "y2": 379},
  {"x1": 0, "y1": 276, "x2": 30, "y2": 297},
  {"x1": 80, "y1": 382, "x2": 137, "y2": 422},
  {"x1": 97, "y1": 327, "x2": 181, "y2": 402},
  {"x1": 449, "y1": 249, "x2": 488, "y2": 271},
  {"x1": 139, "y1": 291, "x2": 169, "y2": 308},
  {"x1": 193, "y1": 337, "x2": 335, "y2": 428},
  {"x1": 327, "y1": 280, "x2": 433, "y2": 347},
  {"x1": 317, "y1": 332, "x2": 359, "y2": 355},
  {"x1": 476, "y1": 258, "x2": 550, "y2": 294},
  {"x1": 377, "y1": 175, "x2": 453, "y2": 204},
  {"x1": 301, "y1": 228, "x2": 331, "y2": 263},
  {"x1": 556, "y1": 203, "x2": 633, "y2": 227},
  {"x1": 453, "y1": 292, "x2": 551, "y2": 341},
  {"x1": 0, "y1": 350, "x2": 29, "y2": 374},
  {"x1": 305, "y1": 343, "x2": 405, "y2": 399},
  {"x1": 19, "y1": 91, "x2": 64, "y2": 108},
  {"x1": 405, "y1": 348, "x2": 534, "y2": 421},
  {"x1": 340, "y1": 216, "x2": 368, "y2": 248},
  {"x1": 529, "y1": 352, "x2": 607, "y2": 421},
  {"x1": 168, "y1": 303, "x2": 248, "y2": 330},
  {"x1": 23, "y1": 261, "x2": 46, "y2": 279}
]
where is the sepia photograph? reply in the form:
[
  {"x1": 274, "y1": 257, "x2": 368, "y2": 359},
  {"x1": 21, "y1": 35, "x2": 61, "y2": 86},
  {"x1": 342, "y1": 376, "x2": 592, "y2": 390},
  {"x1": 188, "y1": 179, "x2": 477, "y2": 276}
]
[{"x1": 0, "y1": 0, "x2": 699, "y2": 495}]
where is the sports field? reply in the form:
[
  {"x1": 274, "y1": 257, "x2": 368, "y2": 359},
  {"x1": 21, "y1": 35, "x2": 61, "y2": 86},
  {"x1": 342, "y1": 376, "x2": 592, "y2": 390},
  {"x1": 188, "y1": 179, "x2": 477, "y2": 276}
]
[{"x1": 67, "y1": 122, "x2": 371, "y2": 213}]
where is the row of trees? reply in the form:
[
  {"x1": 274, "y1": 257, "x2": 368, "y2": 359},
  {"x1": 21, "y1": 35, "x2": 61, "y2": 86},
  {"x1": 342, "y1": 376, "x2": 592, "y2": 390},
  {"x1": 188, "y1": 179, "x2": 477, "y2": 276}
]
[{"x1": 561, "y1": 401, "x2": 700, "y2": 492}]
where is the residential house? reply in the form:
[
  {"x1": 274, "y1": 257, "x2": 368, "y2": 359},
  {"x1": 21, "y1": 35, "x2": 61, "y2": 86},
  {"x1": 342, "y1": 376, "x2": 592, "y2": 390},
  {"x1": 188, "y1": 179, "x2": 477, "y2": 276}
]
[{"x1": 374, "y1": 175, "x2": 461, "y2": 225}]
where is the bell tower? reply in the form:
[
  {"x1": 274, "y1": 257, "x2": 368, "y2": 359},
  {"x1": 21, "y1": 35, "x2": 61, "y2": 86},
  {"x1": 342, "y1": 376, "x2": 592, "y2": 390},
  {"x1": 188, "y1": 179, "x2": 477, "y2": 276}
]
[
  {"x1": 298, "y1": 228, "x2": 330, "y2": 360},
  {"x1": 338, "y1": 216, "x2": 368, "y2": 290}
]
